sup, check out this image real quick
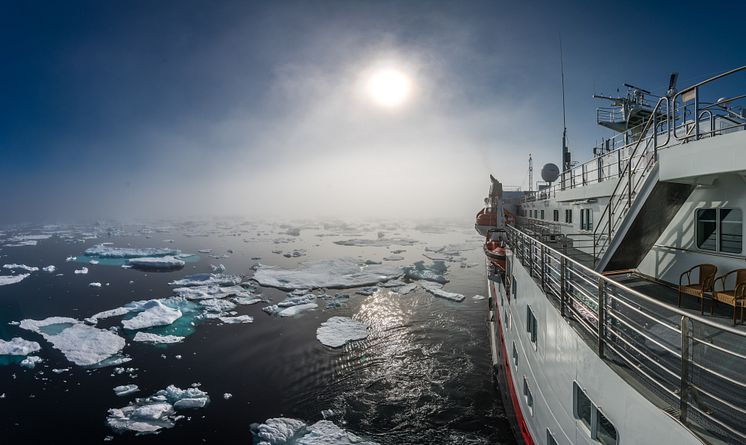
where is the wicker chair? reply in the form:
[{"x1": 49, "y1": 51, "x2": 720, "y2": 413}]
[
  {"x1": 678, "y1": 264, "x2": 718, "y2": 314},
  {"x1": 712, "y1": 269, "x2": 746, "y2": 325}
]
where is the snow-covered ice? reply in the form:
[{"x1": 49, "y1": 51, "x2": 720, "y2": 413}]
[
  {"x1": 20, "y1": 355, "x2": 43, "y2": 368},
  {"x1": 113, "y1": 384, "x2": 140, "y2": 396},
  {"x1": 253, "y1": 258, "x2": 402, "y2": 291},
  {"x1": 169, "y1": 273, "x2": 242, "y2": 287},
  {"x1": 126, "y1": 256, "x2": 186, "y2": 270},
  {"x1": 420, "y1": 281, "x2": 465, "y2": 302},
  {"x1": 0, "y1": 274, "x2": 30, "y2": 286},
  {"x1": 334, "y1": 238, "x2": 417, "y2": 247},
  {"x1": 90, "y1": 282, "x2": 102, "y2": 287},
  {"x1": 133, "y1": 332, "x2": 185, "y2": 344},
  {"x1": 3, "y1": 264, "x2": 39, "y2": 272},
  {"x1": 472, "y1": 295, "x2": 486, "y2": 300},
  {"x1": 252, "y1": 418, "x2": 379, "y2": 445},
  {"x1": 85, "y1": 244, "x2": 180, "y2": 258},
  {"x1": 0, "y1": 337, "x2": 41, "y2": 356},
  {"x1": 403, "y1": 261, "x2": 448, "y2": 284},
  {"x1": 19, "y1": 317, "x2": 126, "y2": 366},
  {"x1": 218, "y1": 315, "x2": 254, "y2": 324},
  {"x1": 121, "y1": 300, "x2": 182, "y2": 330},
  {"x1": 316, "y1": 317, "x2": 369, "y2": 348},
  {"x1": 74, "y1": 267, "x2": 89, "y2": 274},
  {"x1": 223, "y1": 393, "x2": 233, "y2": 400},
  {"x1": 172, "y1": 284, "x2": 251, "y2": 300},
  {"x1": 42, "y1": 265, "x2": 56, "y2": 273},
  {"x1": 107, "y1": 384, "x2": 209, "y2": 434}
]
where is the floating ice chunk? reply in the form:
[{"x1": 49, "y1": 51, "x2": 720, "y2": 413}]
[
  {"x1": 218, "y1": 315, "x2": 253, "y2": 324},
  {"x1": 394, "y1": 283, "x2": 418, "y2": 295},
  {"x1": 85, "y1": 244, "x2": 180, "y2": 258},
  {"x1": 126, "y1": 256, "x2": 185, "y2": 270},
  {"x1": 420, "y1": 281, "x2": 465, "y2": 302},
  {"x1": 253, "y1": 258, "x2": 402, "y2": 291},
  {"x1": 113, "y1": 384, "x2": 139, "y2": 396},
  {"x1": 198, "y1": 298, "x2": 237, "y2": 313},
  {"x1": 89, "y1": 259, "x2": 100, "y2": 265},
  {"x1": 403, "y1": 261, "x2": 448, "y2": 284},
  {"x1": 223, "y1": 393, "x2": 233, "y2": 400},
  {"x1": 42, "y1": 265, "x2": 56, "y2": 273},
  {"x1": 52, "y1": 368, "x2": 70, "y2": 374},
  {"x1": 0, "y1": 274, "x2": 30, "y2": 286},
  {"x1": 197, "y1": 249, "x2": 212, "y2": 254},
  {"x1": 66, "y1": 256, "x2": 76, "y2": 262},
  {"x1": 106, "y1": 384, "x2": 209, "y2": 434},
  {"x1": 133, "y1": 332, "x2": 185, "y2": 344},
  {"x1": 172, "y1": 284, "x2": 250, "y2": 300},
  {"x1": 379, "y1": 279, "x2": 406, "y2": 288},
  {"x1": 382, "y1": 255, "x2": 404, "y2": 261},
  {"x1": 316, "y1": 317, "x2": 369, "y2": 348},
  {"x1": 334, "y1": 238, "x2": 417, "y2": 247},
  {"x1": 277, "y1": 293, "x2": 316, "y2": 307},
  {"x1": 252, "y1": 418, "x2": 379, "y2": 445},
  {"x1": 169, "y1": 273, "x2": 241, "y2": 287},
  {"x1": 278, "y1": 303, "x2": 317, "y2": 317},
  {"x1": 232, "y1": 296, "x2": 262, "y2": 305},
  {"x1": 90, "y1": 282, "x2": 102, "y2": 287},
  {"x1": 210, "y1": 264, "x2": 226, "y2": 273},
  {"x1": 19, "y1": 317, "x2": 126, "y2": 366},
  {"x1": 3, "y1": 264, "x2": 39, "y2": 272},
  {"x1": 121, "y1": 300, "x2": 182, "y2": 330},
  {"x1": 0, "y1": 337, "x2": 41, "y2": 356},
  {"x1": 74, "y1": 267, "x2": 89, "y2": 274},
  {"x1": 356, "y1": 287, "x2": 377, "y2": 296},
  {"x1": 472, "y1": 295, "x2": 486, "y2": 300},
  {"x1": 20, "y1": 356, "x2": 43, "y2": 368}
]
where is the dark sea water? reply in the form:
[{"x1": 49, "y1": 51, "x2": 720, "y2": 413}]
[{"x1": 0, "y1": 220, "x2": 515, "y2": 444}]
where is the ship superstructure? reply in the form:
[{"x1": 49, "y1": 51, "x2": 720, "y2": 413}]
[{"x1": 478, "y1": 66, "x2": 746, "y2": 445}]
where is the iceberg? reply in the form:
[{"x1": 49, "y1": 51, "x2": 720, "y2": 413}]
[
  {"x1": 252, "y1": 418, "x2": 379, "y2": 445},
  {"x1": 3, "y1": 264, "x2": 39, "y2": 272},
  {"x1": 113, "y1": 384, "x2": 140, "y2": 396},
  {"x1": 0, "y1": 274, "x2": 30, "y2": 286},
  {"x1": 420, "y1": 281, "x2": 465, "y2": 302},
  {"x1": 403, "y1": 260, "x2": 448, "y2": 284},
  {"x1": 121, "y1": 300, "x2": 182, "y2": 330},
  {"x1": 126, "y1": 256, "x2": 186, "y2": 270},
  {"x1": 107, "y1": 384, "x2": 209, "y2": 434},
  {"x1": 169, "y1": 273, "x2": 242, "y2": 287},
  {"x1": 316, "y1": 317, "x2": 369, "y2": 348},
  {"x1": 133, "y1": 332, "x2": 185, "y2": 344},
  {"x1": 0, "y1": 337, "x2": 41, "y2": 356},
  {"x1": 253, "y1": 258, "x2": 402, "y2": 291},
  {"x1": 85, "y1": 244, "x2": 180, "y2": 258},
  {"x1": 20, "y1": 355, "x2": 43, "y2": 368},
  {"x1": 19, "y1": 317, "x2": 126, "y2": 366}
]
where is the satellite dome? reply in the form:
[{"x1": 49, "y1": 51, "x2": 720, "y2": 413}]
[{"x1": 541, "y1": 163, "x2": 560, "y2": 183}]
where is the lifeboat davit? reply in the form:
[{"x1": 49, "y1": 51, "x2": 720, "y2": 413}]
[{"x1": 484, "y1": 229, "x2": 507, "y2": 273}]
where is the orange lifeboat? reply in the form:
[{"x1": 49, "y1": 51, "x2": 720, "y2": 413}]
[{"x1": 484, "y1": 229, "x2": 507, "y2": 273}]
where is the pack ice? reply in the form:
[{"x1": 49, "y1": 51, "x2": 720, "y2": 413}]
[
  {"x1": 107, "y1": 384, "x2": 210, "y2": 434},
  {"x1": 19, "y1": 317, "x2": 126, "y2": 366},
  {"x1": 252, "y1": 258, "x2": 402, "y2": 291},
  {"x1": 403, "y1": 260, "x2": 448, "y2": 284},
  {"x1": 316, "y1": 317, "x2": 369, "y2": 348},
  {"x1": 252, "y1": 417, "x2": 379, "y2": 445}
]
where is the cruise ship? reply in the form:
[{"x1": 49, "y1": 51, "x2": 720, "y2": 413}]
[{"x1": 477, "y1": 66, "x2": 746, "y2": 445}]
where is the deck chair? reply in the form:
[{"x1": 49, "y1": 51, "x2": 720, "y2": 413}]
[
  {"x1": 713, "y1": 269, "x2": 746, "y2": 325},
  {"x1": 678, "y1": 264, "x2": 717, "y2": 314}
]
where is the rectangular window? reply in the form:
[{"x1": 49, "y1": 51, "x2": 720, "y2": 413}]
[
  {"x1": 547, "y1": 429, "x2": 558, "y2": 445},
  {"x1": 553, "y1": 210, "x2": 559, "y2": 222},
  {"x1": 574, "y1": 382, "x2": 618, "y2": 445},
  {"x1": 579, "y1": 209, "x2": 592, "y2": 231},
  {"x1": 565, "y1": 209, "x2": 572, "y2": 224},
  {"x1": 540, "y1": 210, "x2": 545, "y2": 220},
  {"x1": 696, "y1": 208, "x2": 742, "y2": 253},
  {"x1": 526, "y1": 306, "x2": 537, "y2": 344},
  {"x1": 596, "y1": 410, "x2": 618, "y2": 445},
  {"x1": 523, "y1": 377, "x2": 534, "y2": 410},
  {"x1": 512, "y1": 342, "x2": 518, "y2": 367},
  {"x1": 580, "y1": 209, "x2": 585, "y2": 230},
  {"x1": 574, "y1": 382, "x2": 592, "y2": 429}
]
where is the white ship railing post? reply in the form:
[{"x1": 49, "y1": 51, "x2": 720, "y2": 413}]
[
  {"x1": 680, "y1": 315, "x2": 691, "y2": 423},
  {"x1": 597, "y1": 277, "x2": 606, "y2": 359},
  {"x1": 560, "y1": 256, "x2": 567, "y2": 317}
]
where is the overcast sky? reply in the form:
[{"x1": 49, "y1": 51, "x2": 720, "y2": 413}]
[{"x1": 1, "y1": 0, "x2": 744, "y2": 222}]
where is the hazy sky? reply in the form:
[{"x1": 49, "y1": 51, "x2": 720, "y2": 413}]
[{"x1": 2, "y1": 0, "x2": 744, "y2": 222}]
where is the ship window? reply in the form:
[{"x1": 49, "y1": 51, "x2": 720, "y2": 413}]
[
  {"x1": 574, "y1": 382, "x2": 592, "y2": 429},
  {"x1": 526, "y1": 306, "x2": 537, "y2": 344},
  {"x1": 574, "y1": 382, "x2": 618, "y2": 445},
  {"x1": 547, "y1": 429, "x2": 558, "y2": 445},
  {"x1": 565, "y1": 209, "x2": 573, "y2": 224},
  {"x1": 580, "y1": 209, "x2": 593, "y2": 231},
  {"x1": 523, "y1": 377, "x2": 534, "y2": 411},
  {"x1": 512, "y1": 342, "x2": 518, "y2": 367},
  {"x1": 553, "y1": 210, "x2": 559, "y2": 222},
  {"x1": 720, "y1": 208, "x2": 742, "y2": 253},
  {"x1": 540, "y1": 210, "x2": 545, "y2": 220},
  {"x1": 696, "y1": 209, "x2": 717, "y2": 251},
  {"x1": 596, "y1": 410, "x2": 618, "y2": 445}
]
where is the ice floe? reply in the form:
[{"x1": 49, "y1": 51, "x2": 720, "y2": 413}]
[
  {"x1": 0, "y1": 337, "x2": 41, "y2": 356},
  {"x1": 172, "y1": 284, "x2": 252, "y2": 301},
  {"x1": 74, "y1": 267, "x2": 89, "y2": 274},
  {"x1": 420, "y1": 281, "x2": 465, "y2": 302},
  {"x1": 252, "y1": 418, "x2": 379, "y2": 445},
  {"x1": 0, "y1": 274, "x2": 30, "y2": 286},
  {"x1": 106, "y1": 384, "x2": 209, "y2": 434},
  {"x1": 42, "y1": 265, "x2": 56, "y2": 273},
  {"x1": 253, "y1": 258, "x2": 402, "y2": 291},
  {"x1": 169, "y1": 273, "x2": 242, "y2": 287},
  {"x1": 114, "y1": 384, "x2": 140, "y2": 396},
  {"x1": 85, "y1": 244, "x2": 180, "y2": 258},
  {"x1": 20, "y1": 355, "x2": 43, "y2": 368},
  {"x1": 121, "y1": 300, "x2": 183, "y2": 330},
  {"x1": 90, "y1": 282, "x2": 102, "y2": 287},
  {"x1": 133, "y1": 332, "x2": 185, "y2": 344},
  {"x1": 472, "y1": 295, "x2": 486, "y2": 300},
  {"x1": 316, "y1": 317, "x2": 369, "y2": 348},
  {"x1": 19, "y1": 317, "x2": 126, "y2": 366},
  {"x1": 3, "y1": 264, "x2": 39, "y2": 272},
  {"x1": 403, "y1": 261, "x2": 448, "y2": 284},
  {"x1": 218, "y1": 315, "x2": 254, "y2": 324},
  {"x1": 334, "y1": 238, "x2": 417, "y2": 247},
  {"x1": 126, "y1": 256, "x2": 186, "y2": 270}
]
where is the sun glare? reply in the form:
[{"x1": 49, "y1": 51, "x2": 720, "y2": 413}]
[{"x1": 367, "y1": 68, "x2": 412, "y2": 108}]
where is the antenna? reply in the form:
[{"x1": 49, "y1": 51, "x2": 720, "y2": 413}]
[
  {"x1": 528, "y1": 154, "x2": 534, "y2": 192},
  {"x1": 560, "y1": 37, "x2": 571, "y2": 172}
]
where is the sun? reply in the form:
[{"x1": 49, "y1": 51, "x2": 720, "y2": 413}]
[{"x1": 366, "y1": 68, "x2": 412, "y2": 108}]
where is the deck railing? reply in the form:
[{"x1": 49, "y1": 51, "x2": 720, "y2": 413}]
[{"x1": 506, "y1": 225, "x2": 746, "y2": 445}]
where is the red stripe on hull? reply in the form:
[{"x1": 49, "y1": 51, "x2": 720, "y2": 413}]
[{"x1": 491, "y1": 280, "x2": 536, "y2": 445}]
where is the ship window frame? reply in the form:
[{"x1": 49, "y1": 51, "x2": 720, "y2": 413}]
[
  {"x1": 512, "y1": 342, "x2": 518, "y2": 368},
  {"x1": 573, "y1": 382, "x2": 618, "y2": 445},
  {"x1": 523, "y1": 376, "x2": 534, "y2": 414},
  {"x1": 695, "y1": 208, "x2": 742, "y2": 254},
  {"x1": 526, "y1": 305, "x2": 538, "y2": 346},
  {"x1": 580, "y1": 208, "x2": 593, "y2": 231},
  {"x1": 547, "y1": 429, "x2": 558, "y2": 445},
  {"x1": 565, "y1": 209, "x2": 573, "y2": 224},
  {"x1": 553, "y1": 210, "x2": 559, "y2": 222},
  {"x1": 540, "y1": 209, "x2": 545, "y2": 220}
]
